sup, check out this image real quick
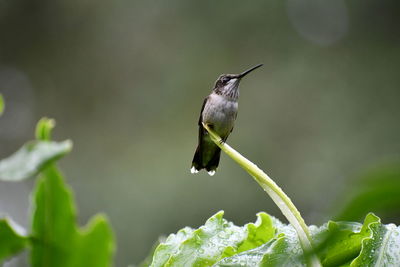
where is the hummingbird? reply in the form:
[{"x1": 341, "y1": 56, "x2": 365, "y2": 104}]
[{"x1": 190, "y1": 64, "x2": 263, "y2": 176}]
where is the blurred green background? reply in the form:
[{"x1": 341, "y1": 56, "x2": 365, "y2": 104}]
[{"x1": 1, "y1": 0, "x2": 400, "y2": 266}]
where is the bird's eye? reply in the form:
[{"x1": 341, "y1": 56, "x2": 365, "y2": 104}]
[{"x1": 222, "y1": 77, "x2": 229, "y2": 83}]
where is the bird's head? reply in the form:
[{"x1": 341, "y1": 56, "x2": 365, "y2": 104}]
[{"x1": 213, "y1": 64, "x2": 263, "y2": 99}]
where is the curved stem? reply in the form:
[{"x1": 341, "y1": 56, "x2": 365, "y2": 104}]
[{"x1": 202, "y1": 123, "x2": 321, "y2": 267}]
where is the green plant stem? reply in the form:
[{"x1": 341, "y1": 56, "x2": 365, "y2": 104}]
[
  {"x1": 0, "y1": 94, "x2": 4, "y2": 116},
  {"x1": 203, "y1": 123, "x2": 321, "y2": 267}
]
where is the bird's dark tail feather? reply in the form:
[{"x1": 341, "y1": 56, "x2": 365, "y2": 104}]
[
  {"x1": 206, "y1": 148, "x2": 221, "y2": 172},
  {"x1": 191, "y1": 145, "x2": 202, "y2": 173},
  {"x1": 191, "y1": 145, "x2": 221, "y2": 175}
]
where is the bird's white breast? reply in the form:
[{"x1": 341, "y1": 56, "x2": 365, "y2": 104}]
[{"x1": 202, "y1": 93, "x2": 238, "y2": 136}]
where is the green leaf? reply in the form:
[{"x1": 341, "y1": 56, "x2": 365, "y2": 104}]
[
  {"x1": 149, "y1": 211, "x2": 275, "y2": 267},
  {"x1": 351, "y1": 214, "x2": 400, "y2": 266},
  {"x1": 35, "y1": 117, "x2": 56, "y2": 141},
  {"x1": 214, "y1": 239, "x2": 280, "y2": 267},
  {"x1": 0, "y1": 218, "x2": 28, "y2": 263},
  {"x1": 236, "y1": 213, "x2": 275, "y2": 253},
  {"x1": 0, "y1": 140, "x2": 72, "y2": 181},
  {"x1": 216, "y1": 236, "x2": 305, "y2": 267},
  {"x1": 0, "y1": 94, "x2": 4, "y2": 116},
  {"x1": 215, "y1": 214, "x2": 382, "y2": 267},
  {"x1": 313, "y1": 213, "x2": 379, "y2": 267},
  {"x1": 148, "y1": 212, "x2": 400, "y2": 267},
  {"x1": 30, "y1": 165, "x2": 115, "y2": 267},
  {"x1": 216, "y1": 218, "x2": 306, "y2": 267}
]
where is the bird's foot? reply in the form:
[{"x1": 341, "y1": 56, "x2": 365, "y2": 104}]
[{"x1": 203, "y1": 122, "x2": 214, "y2": 130}]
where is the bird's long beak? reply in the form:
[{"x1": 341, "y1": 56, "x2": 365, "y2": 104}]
[{"x1": 236, "y1": 63, "x2": 263, "y2": 79}]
